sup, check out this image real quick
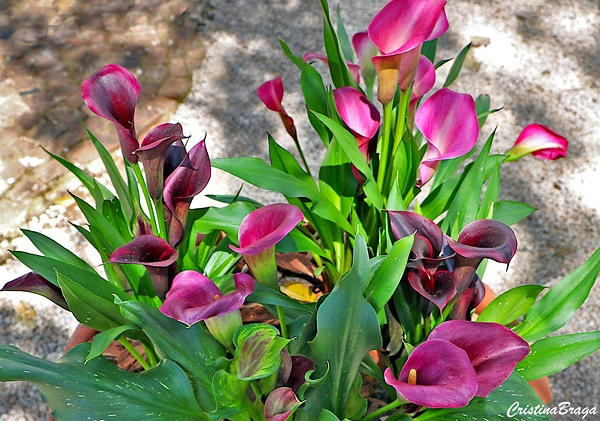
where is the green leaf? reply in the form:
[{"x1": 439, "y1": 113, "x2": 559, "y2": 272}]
[
  {"x1": 516, "y1": 331, "x2": 600, "y2": 381},
  {"x1": 269, "y1": 134, "x2": 315, "y2": 187},
  {"x1": 364, "y1": 235, "x2": 414, "y2": 314},
  {"x1": 230, "y1": 323, "x2": 289, "y2": 381},
  {"x1": 194, "y1": 201, "x2": 256, "y2": 240},
  {"x1": 493, "y1": 200, "x2": 536, "y2": 226},
  {"x1": 71, "y1": 193, "x2": 127, "y2": 252},
  {"x1": 319, "y1": 137, "x2": 357, "y2": 220},
  {"x1": 414, "y1": 372, "x2": 552, "y2": 421},
  {"x1": 336, "y1": 7, "x2": 354, "y2": 63},
  {"x1": 117, "y1": 299, "x2": 226, "y2": 412},
  {"x1": 304, "y1": 234, "x2": 382, "y2": 419},
  {"x1": 86, "y1": 127, "x2": 134, "y2": 222},
  {"x1": 476, "y1": 158, "x2": 501, "y2": 220},
  {"x1": 312, "y1": 112, "x2": 384, "y2": 209},
  {"x1": 210, "y1": 370, "x2": 250, "y2": 420},
  {"x1": 248, "y1": 282, "x2": 315, "y2": 319},
  {"x1": 87, "y1": 324, "x2": 141, "y2": 362},
  {"x1": 515, "y1": 246, "x2": 600, "y2": 342},
  {"x1": 212, "y1": 157, "x2": 354, "y2": 233},
  {"x1": 475, "y1": 94, "x2": 491, "y2": 127},
  {"x1": 279, "y1": 38, "x2": 306, "y2": 69},
  {"x1": 21, "y1": 230, "x2": 94, "y2": 273},
  {"x1": 0, "y1": 344, "x2": 209, "y2": 421},
  {"x1": 476, "y1": 284, "x2": 546, "y2": 325},
  {"x1": 443, "y1": 43, "x2": 471, "y2": 88},
  {"x1": 421, "y1": 39, "x2": 437, "y2": 63},
  {"x1": 57, "y1": 272, "x2": 131, "y2": 331}
]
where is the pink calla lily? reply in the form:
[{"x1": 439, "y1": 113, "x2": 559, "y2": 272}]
[
  {"x1": 136, "y1": 123, "x2": 187, "y2": 200},
  {"x1": 333, "y1": 86, "x2": 380, "y2": 156},
  {"x1": 163, "y1": 139, "x2": 211, "y2": 247},
  {"x1": 411, "y1": 55, "x2": 436, "y2": 101},
  {"x1": 303, "y1": 52, "x2": 362, "y2": 85},
  {"x1": 230, "y1": 204, "x2": 304, "y2": 289},
  {"x1": 506, "y1": 123, "x2": 568, "y2": 161},
  {"x1": 109, "y1": 235, "x2": 178, "y2": 298},
  {"x1": 264, "y1": 387, "x2": 302, "y2": 421},
  {"x1": 257, "y1": 77, "x2": 298, "y2": 142},
  {"x1": 415, "y1": 88, "x2": 479, "y2": 186},
  {"x1": 429, "y1": 320, "x2": 530, "y2": 397},
  {"x1": 352, "y1": 32, "x2": 378, "y2": 90},
  {"x1": 81, "y1": 64, "x2": 141, "y2": 163},
  {"x1": 367, "y1": 0, "x2": 447, "y2": 56},
  {"x1": 384, "y1": 339, "x2": 478, "y2": 408}
]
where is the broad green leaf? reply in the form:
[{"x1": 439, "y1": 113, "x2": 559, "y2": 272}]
[
  {"x1": 516, "y1": 331, "x2": 600, "y2": 381},
  {"x1": 230, "y1": 323, "x2": 289, "y2": 381},
  {"x1": 117, "y1": 299, "x2": 226, "y2": 412},
  {"x1": 248, "y1": 282, "x2": 315, "y2": 319},
  {"x1": 211, "y1": 370, "x2": 250, "y2": 420},
  {"x1": 336, "y1": 7, "x2": 354, "y2": 63},
  {"x1": 19, "y1": 228, "x2": 98, "y2": 274},
  {"x1": 86, "y1": 127, "x2": 134, "y2": 222},
  {"x1": 87, "y1": 324, "x2": 141, "y2": 362},
  {"x1": 515, "y1": 246, "x2": 600, "y2": 342},
  {"x1": 476, "y1": 284, "x2": 546, "y2": 325},
  {"x1": 269, "y1": 134, "x2": 315, "y2": 187},
  {"x1": 319, "y1": 138, "x2": 357, "y2": 220},
  {"x1": 193, "y1": 201, "x2": 256, "y2": 240},
  {"x1": 414, "y1": 372, "x2": 551, "y2": 421},
  {"x1": 212, "y1": 157, "x2": 354, "y2": 233},
  {"x1": 71, "y1": 193, "x2": 127, "y2": 251},
  {"x1": 0, "y1": 344, "x2": 209, "y2": 421},
  {"x1": 312, "y1": 112, "x2": 384, "y2": 209},
  {"x1": 421, "y1": 39, "x2": 437, "y2": 63},
  {"x1": 443, "y1": 43, "x2": 471, "y2": 88},
  {"x1": 279, "y1": 38, "x2": 306, "y2": 69},
  {"x1": 364, "y1": 235, "x2": 414, "y2": 314},
  {"x1": 493, "y1": 200, "x2": 536, "y2": 226},
  {"x1": 304, "y1": 234, "x2": 382, "y2": 419},
  {"x1": 57, "y1": 272, "x2": 131, "y2": 331},
  {"x1": 476, "y1": 158, "x2": 501, "y2": 220},
  {"x1": 475, "y1": 94, "x2": 491, "y2": 127}
]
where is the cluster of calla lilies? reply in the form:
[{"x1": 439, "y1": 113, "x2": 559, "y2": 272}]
[{"x1": 4, "y1": 1, "x2": 594, "y2": 421}]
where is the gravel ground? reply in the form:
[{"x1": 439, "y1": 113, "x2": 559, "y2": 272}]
[{"x1": 2, "y1": 0, "x2": 600, "y2": 420}]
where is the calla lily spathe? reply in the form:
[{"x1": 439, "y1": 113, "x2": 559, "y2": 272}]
[
  {"x1": 81, "y1": 64, "x2": 141, "y2": 163},
  {"x1": 257, "y1": 77, "x2": 298, "y2": 142},
  {"x1": 415, "y1": 88, "x2": 479, "y2": 186},
  {"x1": 506, "y1": 123, "x2": 568, "y2": 161}
]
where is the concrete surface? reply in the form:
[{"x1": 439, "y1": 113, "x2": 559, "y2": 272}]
[{"x1": 1, "y1": 0, "x2": 599, "y2": 419}]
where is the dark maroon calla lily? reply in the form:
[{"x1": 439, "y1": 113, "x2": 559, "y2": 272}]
[
  {"x1": 447, "y1": 219, "x2": 518, "y2": 294},
  {"x1": 333, "y1": 86, "x2": 380, "y2": 158},
  {"x1": 136, "y1": 123, "x2": 187, "y2": 199},
  {"x1": 408, "y1": 268, "x2": 457, "y2": 312},
  {"x1": 2, "y1": 272, "x2": 69, "y2": 310},
  {"x1": 163, "y1": 139, "x2": 211, "y2": 247},
  {"x1": 109, "y1": 234, "x2": 178, "y2": 299},
  {"x1": 384, "y1": 339, "x2": 478, "y2": 408},
  {"x1": 257, "y1": 77, "x2": 298, "y2": 142},
  {"x1": 230, "y1": 204, "x2": 304, "y2": 290},
  {"x1": 429, "y1": 320, "x2": 530, "y2": 397},
  {"x1": 415, "y1": 88, "x2": 479, "y2": 186},
  {"x1": 81, "y1": 64, "x2": 141, "y2": 163},
  {"x1": 505, "y1": 123, "x2": 568, "y2": 161},
  {"x1": 388, "y1": 211, "x2": 444, "y2": 256},
  {"x1": 160, "y1": 271, "x2": 254, "y2": 350},
  {"x1": 264, "y1": 387, "x2": 302, "y2": 421},
  {"x1": 450, "y1": 276, "x2": 486, "y2": 320}
]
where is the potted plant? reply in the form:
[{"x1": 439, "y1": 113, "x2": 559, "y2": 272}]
[{"x1": 1, "y1": 0, "x2": 598, "y2": 420}]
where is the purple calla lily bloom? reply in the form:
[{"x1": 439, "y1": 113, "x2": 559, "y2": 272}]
[
  {"x1": 2, "y1": 272, "x2": 69, "y2": 310},
  {"x1": 136, "y1": 123, "x2": 187, "y2": 200},
  {"x1": 81, "y1": 64, "x2": 141, "y2": 163},
  {"x1": 506, "y1": 123, "x2": 568, "y2": 161},
  {"x1": 230, "y1": 204, "x2": 304, "y2": 290},
  {"x1": 447, "y1": 219, "x2": 518, "y2": 294},
  {"x1": 415, "y1": 88, "x2": 479, "y2": 186},
  {"x1": 264, "y1": 387, "x2": 302, "y2": 421},
  {"x1": 109, "y1": 234, "x2": 178, "y2": 299},
  {"x1": 163, "y1": 139, "x2": 211, "y2": 247},
  {"x1": 333, "y1": 86, "x2": 380, "y2": 158},
  {"x1": 160, "y1": 271, "x2": 254, "y2": 350},
  {"x1": 408, "y1": 268, "x2": 457, "y2": 312},
  {"x1": 257, "y1": 77, "x2": 298, "y2": 142},
  {"x1": 429, "y1": 320, "x2": 530, "y2": 397},
  {"x1": 384, "y1": 339, "x2": 478, "y2": 408}
]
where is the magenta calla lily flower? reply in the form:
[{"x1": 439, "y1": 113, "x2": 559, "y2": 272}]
[
  {"x1": 136, "y1": 123, "x2": 187, "y2": 200},
  {"x1": 415, "y1": 88, "x2": 479, "y2": 186},
  {"x1": 333, "y1": 86, "x2": 380, "y2": 157},
  {"x1": 411, "y1": 55, "x2": 436, "y2": 101},
  {"x1": 160, "y1": 271, "x2": 254, "y2": 350},
  {"x1": 408, "y1": 268, "x2": 457, "y2": 312},
  {"x1": 429, "y1": 320, "x2": 530, "y2": 397},
  {"x1": 257, "y1": 77, "x2": 298, "y2": 142},
  {"x1": 384, "y1": 339, "x2": 478, "y2": 408},
  {"x1": 81, "y1": 64, "x2": 141, "y2": 163},
  {"x1": 2, "y1": 272, "x2": 69, "y2": 310},
  {"x1": 303, "y1": 52, "x2": 362, "y2": 85},
  {"x1": 230, "y1": 204, "x2": 304, "y2": 289},
  {"x1": 506, "y1": 123, "x2": 568, "y2": 161},
  {"x1": 367, "y1": 0, "x2": 447, "y2": 56},
  {"x1": 109, "y1": 234, "x2": 178, "y2": 298},
  {"x1": 163, "y1": 139, "x2": 211, "y2": 247},
  {"x1": 264, "y1": 387, "x2": 302, "y2": 421},
  {"x1": 447, "y1": 219, "x2": 518, "y2": 294}
]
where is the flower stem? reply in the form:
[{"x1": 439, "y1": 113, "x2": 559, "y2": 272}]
[
  {"x1": 377, "y1": 101, "x2": 394, "y2": 198},
  {"x1": 131, "y1": 162, "x2": 160, "y2": 238},
  {"x1": 276, "y1": 305, "x2": 289, "y2": 350},
  {"x1": 361, "y1": 399, "x2": 403, "y2": 421},
  {"x1": 118, "y1": 337, "x2": 150, "y2": 371}
]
